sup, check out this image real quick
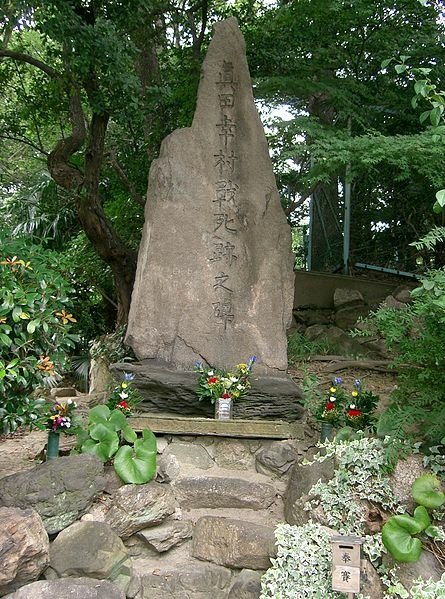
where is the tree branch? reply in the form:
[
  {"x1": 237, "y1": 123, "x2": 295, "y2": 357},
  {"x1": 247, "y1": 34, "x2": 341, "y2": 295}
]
[
  {"x1": 0, "y1": 49, "x2": 59, "y2": 78},
  {"x1": 108, "y1": 152, "x2": 145, "y2": 207},
  {"x1": 0, "y1": 134, "x2": 49, "y2": 156}
]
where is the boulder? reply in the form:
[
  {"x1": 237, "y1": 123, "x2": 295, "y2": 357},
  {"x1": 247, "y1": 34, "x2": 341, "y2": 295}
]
[
  {"x1": 3, "y1": 577, "x2": 125, "y2": 599},
  {"x1": 255, "y1": 442, "x2": 297, "y2": 476},
  {"x1": 213, "y1": 439, "x2": 255, "y2": 470},
  {"x1": 334, "y1": 305, "x2": 370, "y2": 330},
  {"x1": 192, "y1": 516, "x2": 275, "y2": 570},
  {"x1": 284, "y1": 457, "x2": 334, "y2": 525},
  {"x1": 136, "y1": 559, "x2": 232, "y2": 599},
  {"x1": 333, "y1": 288, "x2": 365, "y2": 310},
  {"x1": 112, "y1": 361, "x2": 304, "y2": 422},
  {"x1": 360, "y1": 559, "x2": 383, "y2": 599},
  {"x1": 45, "y1": 521, "x2": 131, "y2": 593},
  {"x1": 136, "y1": 520, "x2": 193, "y2": 553},
  {"x1": 163, "y1": 442, "x2": 214, "y2": 470},
  {"x1": 388, "y1": 455, "x2": 428, "y2": 511},
  {"x1": 228, "y1": 569, "x2": 263, "y2": 599},
  {"x1": 0, "y1": 507, "x2": 49, "y2": 597},
  {"x1": 0, "y1": 454, "x2": 106, "y2": 534},
  {"x1": 172, "y1": 474, "x2": 277, "y2": 509},
  {"x1": 102, "y1": 482, "x2": 177, "y2": 539}
]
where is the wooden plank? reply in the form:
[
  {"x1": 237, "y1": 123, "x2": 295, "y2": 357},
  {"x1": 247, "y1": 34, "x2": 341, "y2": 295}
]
[{"x1": 128, "y1": 413, "x2": 304, "y2": 439}]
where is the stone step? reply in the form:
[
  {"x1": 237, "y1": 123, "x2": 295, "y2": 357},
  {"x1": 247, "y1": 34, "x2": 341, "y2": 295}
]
[{"x1": 130, "y1": 520, "x2": 268, "y2": 599}]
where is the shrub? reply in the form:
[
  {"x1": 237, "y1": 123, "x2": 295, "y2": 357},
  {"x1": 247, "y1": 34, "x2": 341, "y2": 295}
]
[
  {"x1": 359, "y1": 270, "x2": 445, "y2": 445},
  {"x1": 0, "y1": 237, "x2": 78, "y2": 433}
]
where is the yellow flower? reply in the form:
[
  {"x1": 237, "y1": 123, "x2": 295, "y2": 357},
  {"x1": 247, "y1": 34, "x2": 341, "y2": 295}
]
[
  {"x1": 330, "y1": 387, "x2": 336, "y2": 393},
  {"x1": 351, "y1": 390, "x2": 359, "y2": 397},
  {"x1": 55, "y1": 310, "x2": 77, "y2": 324}
]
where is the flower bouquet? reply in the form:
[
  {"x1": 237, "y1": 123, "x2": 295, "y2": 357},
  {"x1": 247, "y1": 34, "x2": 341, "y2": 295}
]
[
  {"x1": 344, "y1": 379, "x2": 378, "y2": 430},
  {"x1": 106, "y1": 372, "x2": 142, "y2": 415},
  {"x1": 314, "y1": 377, "x2": 347, "y2": 428},
  {"x1": 194, "y1": 356, "x2": 256, "y2": 418},
  {"x1": 44, "y1": 398, "x2": 78, "y2": 460}
]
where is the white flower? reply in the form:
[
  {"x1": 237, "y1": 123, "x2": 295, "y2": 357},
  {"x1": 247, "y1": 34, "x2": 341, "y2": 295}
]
[
  {"x1": 67, "y1": 399, "x2": 73, "y2": 405},
  {"x1": 119, "y1": 392, "x2": 129, "y2": 399},
  {"x1": 230, "y1": 376, "x2": 238, "y2": 383},
  {"x1": 237, "y1": 384, "x2": 244, "y2": 390},
  {"x1": 350, "y1": 404, "x2": 356, "y2": 409},
  {"x1": 207, "y1": 370, "x2": 214, "y2": 376},
  {"x1": 329, "y1": 396, "x2": 336, "y2": 401}
]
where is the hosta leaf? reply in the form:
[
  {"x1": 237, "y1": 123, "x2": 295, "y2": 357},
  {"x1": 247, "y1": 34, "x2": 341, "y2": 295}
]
[
  {"x1": 113, "y1": 429, "x2": 157, "y2": 484},
  {"x1": 382, "y1": 519, "x2": 423, "y2": 562},
  {"x1": 412, "y1": 474, "x2": 445, "y2": 509}
]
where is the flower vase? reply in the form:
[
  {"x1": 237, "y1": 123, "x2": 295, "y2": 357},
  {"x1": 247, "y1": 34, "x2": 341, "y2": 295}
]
[
  {"x1": 320, "y1": 422, "x2": 334, "y2": 443},
  {"x1": 47, "y1": 430, "x2": 60, "y2": 460},
  {"x1": 215, "y1": 397, "x2": 233, "y2": 420}
]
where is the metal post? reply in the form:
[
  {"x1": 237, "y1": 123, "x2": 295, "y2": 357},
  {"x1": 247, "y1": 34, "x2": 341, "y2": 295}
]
[{"x1": 343, "y1": 116, "x2": 352, "y2": 275}]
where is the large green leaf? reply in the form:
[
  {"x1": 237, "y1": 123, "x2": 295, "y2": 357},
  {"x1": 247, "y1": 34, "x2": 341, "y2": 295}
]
[
  {"x1": 382, "y1": 519, "x2": 423, "y2": 562},
  {"x1": 391, "y1": 505, "x2": 430, "y2": 535},
  {"x1": 411, "y1": 474, "x2": 445, "y2": 509},
  {"x1": 113, "y1": 429, "x2": 157, "y2": 484},
  {"x1": 81, "y1": 422, "x2": 119, "y2": 462}
]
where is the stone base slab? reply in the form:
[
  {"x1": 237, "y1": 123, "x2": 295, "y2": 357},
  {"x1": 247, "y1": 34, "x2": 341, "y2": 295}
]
[{"x1": 111, "y1": 360, "x2": 304, "y2": 422}]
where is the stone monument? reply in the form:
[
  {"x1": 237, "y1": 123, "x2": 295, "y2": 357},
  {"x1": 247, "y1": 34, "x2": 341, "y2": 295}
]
[{"x1": 120, "y1": 17, "x2": 303, "y2": 420}]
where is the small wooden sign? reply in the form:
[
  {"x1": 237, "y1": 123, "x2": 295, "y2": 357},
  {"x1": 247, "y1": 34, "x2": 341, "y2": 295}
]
[{"x1": 331, "y1": 535, "x2": 364, "y2": 595}]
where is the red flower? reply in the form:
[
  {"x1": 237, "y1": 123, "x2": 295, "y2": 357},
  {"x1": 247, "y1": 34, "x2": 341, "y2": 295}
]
[
  {"x1": 348, "y1": 409, "x2": 362, "y2": 418},
  {"x1": 325, "y1": 402, "x2": 336, "y2": 411},
  {"x1": 208, "y1": 376, "x2": 218, "y2": 384},
  {"x1": 118, "y1": 400, "x2": 130, "y2": 409},
  {"x1": 222, "y1": 392, "x2": 231, "y2": 399}
]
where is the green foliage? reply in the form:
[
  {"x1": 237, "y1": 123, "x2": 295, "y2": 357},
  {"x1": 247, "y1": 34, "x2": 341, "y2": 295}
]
[
  {"x1": 364, "y1": 271, "x2": 445, "y2": 445},
  {"x1": 79, "y1": 404, "x2": 156, "y2": 484},
  {"x1": 409, "y1": 574, "x2": 445, "y2": 599},
  {"x1": 287, "y1": 331, "x2": 336, "y2": 364},
  {"x1": 382, "y1": 473, "x2": 445, "y2": 562},
  {"x1": 260, "y1": 522, "x2": 346, "y2": 599},
  {"x1": 0, "y1": 236, "x2": 79, "y2": 433}
]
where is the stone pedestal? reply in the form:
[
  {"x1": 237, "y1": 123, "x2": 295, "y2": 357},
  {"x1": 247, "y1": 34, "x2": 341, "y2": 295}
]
[{"x1": 111, "y1": 361, "x2": 304, "y2": 422}]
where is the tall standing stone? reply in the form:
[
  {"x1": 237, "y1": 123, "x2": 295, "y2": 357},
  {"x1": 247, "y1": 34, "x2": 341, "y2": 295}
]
[{"x1": 126, "y1": 17, "x2": 294, "y2": 377}]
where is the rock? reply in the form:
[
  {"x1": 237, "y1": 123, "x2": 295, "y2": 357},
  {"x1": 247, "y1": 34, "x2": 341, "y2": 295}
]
[
  {"x1": 172, "y1": 474, "x2": 277, "y2": 509},
  {"x1": 163, "y1": 442, "x2": 214, "y2": 470},
  {"x1": 334, "y1": 305, "x2": 370, "y2": 330},
  {"x1": 112, "y1": 361, "x2": 304, "y2": 421},
  {"x1": 136, "y1": 520, "x2": 193, "y2": 553},
  {"x1": 255, "y1": 442, "x2": 297, "y2": 475},
  {"x1": 304, "y1": 324, "x2": 328, "y2": 341},
  {"x1": 381, "y1": 295, "x2": 405, "y2": 310},
  {"x1": 393, "y1": 286, "x2": 413, "y2": 304},
  {"x1": 156, "y1": 452, "x2": 181, "y2": 483},
  {"x1": 0, "y1": 454, "x2": 106, "y2": 534},
  {"x1": 388, "y1": 455, "x2": 428, "y2": 510},
  {"x1": 284, "y1": 457, "x2": 334, "y2": 525},
  {"x1": 384, "y1": 549, "x2": 444, "y2": 589},
  {"x1": 45, "y1": 521, "x2": 132, "y2": 593},
  {"x1": 102, "y1": 482, "x2": 177, "y2": 539},
  {"x1": 213, "y1": 439, "x2": 255, "y2": 470},
  {"x1": 4, "y1": 577, "x2": 125, "y2": 599},
  {"x1": 125, "y1": 18, "x2": 295, "y2": 378},
  {"x1": 228, "y1": 569, "x2": 263, "y2": 599},
  {"x1": 293, "y1": 309, "x2": 333, "y2": 326},
  {"x1": 333, "y1": 288, "x2": 365, "y2": 310},
  {"x1": 322, "y1": 326, "x2": 374, "y2": 357},
  {"x1": 136, "y1": 558, "x2": 232, "y2": 599},
  {"x1": 49, "y1": 387, "x2": 77, "y2": 397},
  {"x1": 191, "y1": 516, "x2": 275, "y2": 570},
  {"x1": 360, "y1": 559, "x2": 383, "y2": 599},
  {"x1": 0, "y1": 507, "x2": 49, "y2": 597}
]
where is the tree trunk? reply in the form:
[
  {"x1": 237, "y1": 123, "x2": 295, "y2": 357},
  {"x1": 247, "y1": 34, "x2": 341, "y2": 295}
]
[{"x1": 77, "y1": 113, "x2": 137, "y2": 325}]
